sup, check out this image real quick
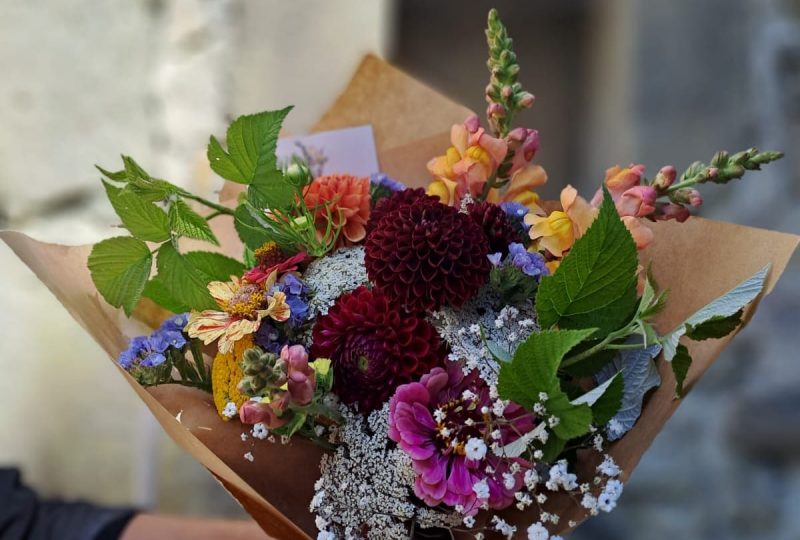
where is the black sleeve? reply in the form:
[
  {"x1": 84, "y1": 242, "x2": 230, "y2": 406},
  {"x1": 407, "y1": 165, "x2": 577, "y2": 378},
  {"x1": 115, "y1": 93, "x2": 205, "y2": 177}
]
[{"x1": 0, "y1": 468, "x2": 137, "y2": 540}]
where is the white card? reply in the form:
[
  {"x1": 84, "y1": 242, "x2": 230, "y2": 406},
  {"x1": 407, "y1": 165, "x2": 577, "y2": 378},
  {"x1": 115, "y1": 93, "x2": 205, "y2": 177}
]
[{"x1": 276, "y1": 125, "x2": 379, "y2": 177}]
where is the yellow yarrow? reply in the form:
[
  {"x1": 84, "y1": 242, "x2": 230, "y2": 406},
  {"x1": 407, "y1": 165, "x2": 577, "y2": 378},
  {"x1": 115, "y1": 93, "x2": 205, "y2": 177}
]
[{"x1": 211, "y1": 334, "x2": 254, "y2": 420}]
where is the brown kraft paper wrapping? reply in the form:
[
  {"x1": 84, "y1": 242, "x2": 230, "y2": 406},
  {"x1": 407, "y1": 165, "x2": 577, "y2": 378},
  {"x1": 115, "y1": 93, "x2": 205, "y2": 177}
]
[{"x1": 2, "y1": 55, "x2": 798, "y2": 538}]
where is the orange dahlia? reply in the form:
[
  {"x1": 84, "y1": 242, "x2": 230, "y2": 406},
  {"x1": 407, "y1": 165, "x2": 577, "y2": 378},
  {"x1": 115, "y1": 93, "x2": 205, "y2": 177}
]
[{"x1": 303, "y1": 174, "x2": 371, "y2": 248}]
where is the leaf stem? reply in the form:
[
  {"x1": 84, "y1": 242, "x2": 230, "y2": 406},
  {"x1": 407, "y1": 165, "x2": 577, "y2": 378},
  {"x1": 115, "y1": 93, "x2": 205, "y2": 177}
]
[
  {"x1": 182, "y1": 193, "x2": 235, "y2": 216},
  {"x1": 561, "y1": 322, "x2": 639, "y2": 368}
]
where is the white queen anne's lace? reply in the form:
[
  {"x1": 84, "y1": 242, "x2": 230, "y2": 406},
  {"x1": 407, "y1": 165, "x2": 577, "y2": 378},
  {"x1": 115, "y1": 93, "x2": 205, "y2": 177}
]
[{"x1": 311, "y1": 404, "x2": 458, "y2": 539}]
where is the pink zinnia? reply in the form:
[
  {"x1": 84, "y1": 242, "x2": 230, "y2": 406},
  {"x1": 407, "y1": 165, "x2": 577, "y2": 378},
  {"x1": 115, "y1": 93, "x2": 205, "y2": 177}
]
[{"x1": 388, "y1": 362, "x2": 536, "y2": 515}]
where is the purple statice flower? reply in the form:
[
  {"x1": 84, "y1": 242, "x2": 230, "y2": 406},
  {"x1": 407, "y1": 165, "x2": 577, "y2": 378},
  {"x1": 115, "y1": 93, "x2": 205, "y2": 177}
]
[
  {"x1": 388, "y1": 361, "x2": 536, "y2": 515},
  {"x1": 118, "y1": 335, "x2": 167, "y2": 369},
  {"x1": 253, "y1": 322, "x2": 285, "y2": 354},
  {"x1": 500, "y1": 201, "x2": 531, "y2": 231},
  {"x1": 118, "y1": 313, "x2": 190, "y2": 370},
  {"x1": 508, "y1": 243, "x2": 548, "y2": 278},
  {"x1": 487, "y1": 252, "x2": 504, "y2": 267},
  {"x1": 370, "y1": 173, "x2": 405, "y2": 192},
  {"x1": 270, "y1": 274, "x2": 310, "y2": 326}
]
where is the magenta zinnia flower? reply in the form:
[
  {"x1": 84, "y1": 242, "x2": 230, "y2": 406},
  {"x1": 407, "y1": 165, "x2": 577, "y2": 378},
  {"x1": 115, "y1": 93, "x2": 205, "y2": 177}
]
[{"x1": 388, "y1": 362, "x2": 536, "y2": 515}]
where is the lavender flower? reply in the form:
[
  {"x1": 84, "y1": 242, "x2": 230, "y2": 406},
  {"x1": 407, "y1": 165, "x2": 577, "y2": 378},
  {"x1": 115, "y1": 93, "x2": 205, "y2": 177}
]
[
  {"x1": 269, "y1": 274, "x2": 310, "y2": 326},
  {"x1": 508, "y1": 243, "x2": 548, "y2": 278},
  {"x1": 370, "y1": 173, "x2": 405, "y2": 192},
  {"x1": 117, "y1": 313, "x2": 189, "y2": 369},
  {"x1": 500, "y1": 201, "x2": 531, "y2": 232}
]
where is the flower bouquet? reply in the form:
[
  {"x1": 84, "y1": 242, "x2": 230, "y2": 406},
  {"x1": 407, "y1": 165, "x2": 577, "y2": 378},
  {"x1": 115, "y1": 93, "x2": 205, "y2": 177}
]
[{"x1": 4, "y1": 9, "x2": 799, "y2": 540}]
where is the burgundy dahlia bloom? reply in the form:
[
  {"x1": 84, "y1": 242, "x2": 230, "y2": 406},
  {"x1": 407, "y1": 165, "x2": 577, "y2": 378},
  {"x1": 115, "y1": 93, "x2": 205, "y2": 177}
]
[
  {"x1": 467, "y1": 201, "x2": 522, "y2": 255},
  {"x1": 365, "y1": 187, "x2": 439, "y2": 234},
  {"x1": 365, "y1": 201, "x2": 491, "y2": 313},
  {"x1": 388, "y1": 362, "x2": 536, "y2": 515},
  {"x1": 311, "y1": 286, "x2": 445, "y2": 412}
]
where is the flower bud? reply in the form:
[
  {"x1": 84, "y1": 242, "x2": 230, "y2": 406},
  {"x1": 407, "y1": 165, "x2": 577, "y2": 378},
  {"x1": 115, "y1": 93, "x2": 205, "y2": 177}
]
[
  {"x1": 501, "y1": 85, "x2": 513, "y2": 99},
  {"x1": 487, "y1": 102, "x2": 506, "y2": 119},
  {"x1": 464, "y1": 114, "x2": 481, "y2": 133},
  {"x1": 651, "y1": 165, "x2": 677, "y2": 191},
  {"x1": 672, "y1": 188, "x2": 703, "y2": 207},
  {"x1": 516, "y1": 92, "x2": 535, "y2": 109},
  {"x1": 604, "y1": 164, "x2": 645, "y2": 200},
  {"x1": 616, "y1": 186, "x2": 657, "y2": 218},
  {"x1": 285, "y1": 162, "x2": 311, "y2": 186},
  {"x1": 239, "y1": 399, "x2": 288, "y2": 429},
  {"x1": 654, "y1": 203, "x2": 690, "y2": 223}
]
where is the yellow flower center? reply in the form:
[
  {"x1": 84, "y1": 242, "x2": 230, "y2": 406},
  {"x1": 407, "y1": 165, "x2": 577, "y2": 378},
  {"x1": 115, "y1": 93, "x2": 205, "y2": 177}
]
[
  {"x1": 464, "y1": 145, "x2": 492, "y2": 173},
  {"x1": 225, "y1": 283, "x2": 265, "y2": 318}
]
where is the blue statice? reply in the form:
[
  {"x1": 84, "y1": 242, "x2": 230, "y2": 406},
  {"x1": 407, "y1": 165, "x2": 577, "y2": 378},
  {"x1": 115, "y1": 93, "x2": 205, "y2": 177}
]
[
  {"x1": 254, "y1": 322, "x2": 285, "y2": 354},
  {"x1": 117, "y1": 313, "x2": 189, "y2": 370},
  {"x1": 370, "y1": 173, "x2": 405, "y2": 192},
  {"x1": 270, "y1": 274, "x2": 311, "y2": 326},
  {"x1": 508, "y1": 243, "x2": 548, "y2": 278}
]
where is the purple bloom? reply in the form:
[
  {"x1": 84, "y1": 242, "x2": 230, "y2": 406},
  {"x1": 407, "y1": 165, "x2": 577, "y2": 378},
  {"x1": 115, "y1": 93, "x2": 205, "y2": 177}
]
[
  {"x1": 500, "y1": 201, "x2": 531, "y2": 231},
  {"x1": 508, "y1": 243, "x2": 548, "y2": 278},
  {"x1": 370, "y1": 173, "x2": 405, "y2": 192},
  {"x1": 388, "y1": 361, "x2": 536, "y2": 515},
  {"x1": 254, "y1": 322, "x2": 285, "y2": 354},
  {"x1": 270, "y1": 274, "x2": 310, "y2": 326},
  {"x1": 158, "y1": 313, "x2": 189, "y2": 334},
  {"x1": 118, "y1": 335, "x2": 169, "y2": 369},
  {"x1": 487, "y1": 252, "x2": 503, "y2": 267}
]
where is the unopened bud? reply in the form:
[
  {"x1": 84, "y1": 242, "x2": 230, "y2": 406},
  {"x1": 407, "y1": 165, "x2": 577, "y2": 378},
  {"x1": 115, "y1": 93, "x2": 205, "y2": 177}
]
[
  {"x1": 652, "y1": 165, "x2": 677, "y2": 191},
  {"x1": 672, "y1": 188, "x2": 703, "y2": 207},
  {"x1": 517, "y1": 92, "x2": 535, "y2": 108},
  {"x1": 655, "y1": 203, "x2": 691, "y2": 223},
  {"x1": 501, "y1": 85, "x2": 513, "y2": 99},
  {"x1": 487, "y1": 102, "x2": 506, "y2": 118},
  {"x1": 285, "y1": 162, "x2": 311, "y2": 186}
]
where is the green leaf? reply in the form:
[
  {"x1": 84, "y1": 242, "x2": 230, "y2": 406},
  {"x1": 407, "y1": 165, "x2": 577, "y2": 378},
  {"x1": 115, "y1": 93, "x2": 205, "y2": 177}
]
[
  {"x1": 570, "y1": 372, "x2": 624, "y2": 427},
  {"x1": 535, "y1": 188, "x2": 639, "y2": 334},
  {"x1": 168, "y1": 199, "x2": 219, "y2": 245},
  {"x1": 561, "y1": 348, "x2": 615, "y2": 379},
  {"x1": 685, "y1": 310, "x2": 744, "y2": 340},
  {"x1": 548, "y1": 393, "x2": 593, "y2": 440},
  {"x1": 88, "y1": 236, "x2": 152, "y2": 316},
  {"x1": 234, "y1": 203, "x2": 273, "y2": 249},
  {"x1": 103, "y1": 181, "x2": 171, "y2": 242},
  {"x1": 142, "y1": 278, "x2": 190, "y2": 314},
  {"x1": 155, "y1": 243, "x2": 217, "y2": 311},
  {"x1": 184, "y1": 251, "x2": 246, "y2": 282},
  {"x1": 539, "y1": 434, "x2": 567, "y2": 464},
  {"x1": 662, "y1": 266, "x2": 769, "y2": 361},
  {"x1": 498, "y1": 328, "x2": 596, "y2": 408},
  {"x1": 672, "y1": 343, "x2": 692, "y2": 397},
  {"x1": 208, "y1": 108, "x2": 293, "y2": 204}
]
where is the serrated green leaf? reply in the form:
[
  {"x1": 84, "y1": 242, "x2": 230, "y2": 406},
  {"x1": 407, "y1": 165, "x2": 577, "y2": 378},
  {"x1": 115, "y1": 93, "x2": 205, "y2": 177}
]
[
  {"x1": 535, "y1": 188, "x2": 639, "y2": 333},
  {"x1": 168, "y1": 199, "x2": 218, "y2": 245},
  {"x1": 498, "y1": 328, "x2": 596, "y2": 407},
  {"x1": 672, "y1": 343, "x2": 692, "y2": 397},
  {"x1": 685, "y1": 310, "x2": 743, "y2": 340},
  {"x1": 485, "y1": 339, "x2": 512, "y2": 363},
  {"x1": 208, "y1": 107, "x2": 293, "y2": 208},
  {"x1": 183, "y1": 251, "x2": 245, "y2": 282},
  {"x1": 88, "y1": 236, "x2": 152, "y2": 316},
  {"x1": 548, "y1": 393, "x2": 593, "y2": 440},
  {"x1": 234, "y1": 203, "x2": 273, "y2": 249},
  {"x1": 142, "y1": 278, "x2": 190, "y2": 314},
  {"x1": 571, "y1": 372, "x2": 624, "y2": 427},
  {"x1": 662, "y1": 266, "x2": 769, "y2": 360},
  {"x1": 155, "y1": 243, "x2": 217, "y2": 311},
  {"x1": 103, "y1": 181, "x2": 171, "y2": 242}
]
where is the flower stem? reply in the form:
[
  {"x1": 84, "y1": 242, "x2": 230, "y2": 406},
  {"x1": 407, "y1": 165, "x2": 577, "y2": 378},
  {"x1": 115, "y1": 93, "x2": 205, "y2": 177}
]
[{"x1": 182, "y1": 193, "x2": 235, "y2": 216}]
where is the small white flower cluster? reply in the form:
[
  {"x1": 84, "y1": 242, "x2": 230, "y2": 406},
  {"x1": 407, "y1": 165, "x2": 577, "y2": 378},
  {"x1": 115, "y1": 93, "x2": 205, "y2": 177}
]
[
  {"x1": 430, "y1": 288, "x2": 539, "y2": 384},
  {"x1": 222, "y1": 401, "x2": 238, "y2": 419},
  {"x1": 312, "y1": 404, "x2": 458, "y2": 539},
  {"x1": 251, "y1": 423, "x2": 269, "y2": 440},
  {"x1": 304, "y1": 246, "x2": 369, "y2": 317},
  {"x1": 526, "y1": 521, "x2": 563, "y2": 540}
]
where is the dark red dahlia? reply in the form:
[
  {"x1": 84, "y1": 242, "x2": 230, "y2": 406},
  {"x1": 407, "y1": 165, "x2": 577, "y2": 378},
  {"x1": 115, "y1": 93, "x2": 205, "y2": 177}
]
[
  {"x1": 311, "y1": 286, "x2": 445, "y2": 411},
  {"x1": 467, "y1": 201, "x2": 522, "y2": 255},
  {"x1": 365, "y1": 202, "x2": 491, "y2": 312},
  {"x1": 366, "y1": 187, "x2": 439, "y2": 234}
]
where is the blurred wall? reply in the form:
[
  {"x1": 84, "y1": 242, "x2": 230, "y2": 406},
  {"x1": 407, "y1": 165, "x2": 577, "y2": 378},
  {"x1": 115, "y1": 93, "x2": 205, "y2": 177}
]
[
  {"x1": 1, "y1": 0, "x2": 799, "y2": 538},
  {"x1": 0, "y1": 0, "x2": 393, "y2": 518}
]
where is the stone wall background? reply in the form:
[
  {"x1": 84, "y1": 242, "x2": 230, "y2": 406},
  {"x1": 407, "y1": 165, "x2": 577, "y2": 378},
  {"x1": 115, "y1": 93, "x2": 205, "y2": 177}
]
[{"x1": 1, "y1": 0, "x2": 798, "y2": 538}]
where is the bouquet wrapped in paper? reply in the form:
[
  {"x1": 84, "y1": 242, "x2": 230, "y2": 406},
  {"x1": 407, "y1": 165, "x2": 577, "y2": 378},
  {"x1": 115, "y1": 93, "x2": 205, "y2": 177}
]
[{"x1": 4, "y1": 10, "x2": 798, "y2": 540}]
